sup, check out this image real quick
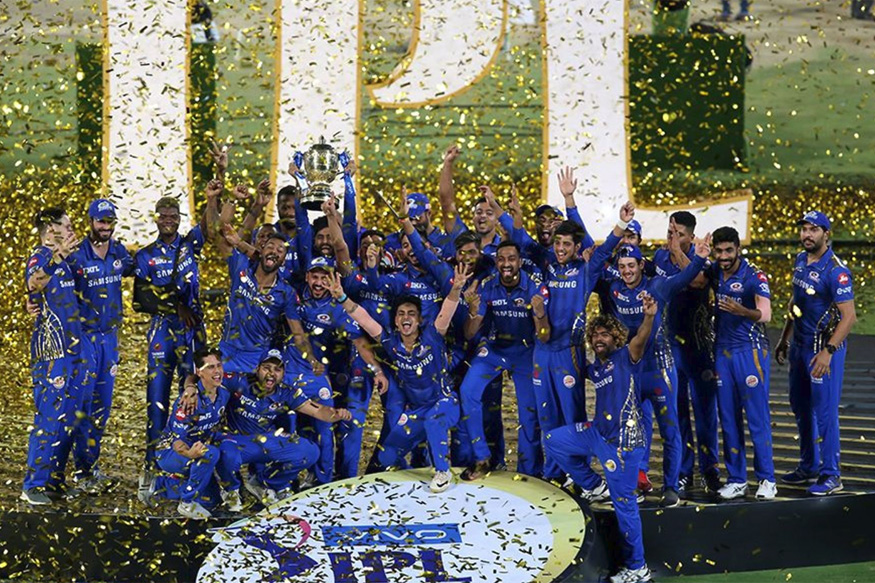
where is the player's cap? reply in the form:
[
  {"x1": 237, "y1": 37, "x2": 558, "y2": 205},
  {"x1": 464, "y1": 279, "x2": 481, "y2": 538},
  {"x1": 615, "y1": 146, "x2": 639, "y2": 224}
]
[
  {"x1": 615, "y1": 244, "x2": 643, "y2": 262},
  {"x1": 407, "y1": 192, "x2": 431, "y2": 219},
  {"x1": 626, "y1": 220, "x2": 642, "y2": 237},
  {"x1": 260, "y1": 349, "x2": 284, "y2": 366},
  {"x1": 535, "y1": 204, "x2": 564, "y2": 219},
  {"x1": 797, "y1": 210, "x2": 831, "y2": 231},
  {"x1": 88, "y1": 199, "x2": 117, "y2": 221},
  {"x1": 307, "y1": 256, "x2": 336, "y2": 273}
]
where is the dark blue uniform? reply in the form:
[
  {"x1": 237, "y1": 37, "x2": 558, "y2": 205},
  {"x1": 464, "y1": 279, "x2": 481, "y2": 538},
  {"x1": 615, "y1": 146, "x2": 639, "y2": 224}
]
[
  {"x1": 24, "y1": 247, "x2": 85, "y2": 492},
  {"x1": 67, "y1": 238, "x2": 134, "y2": 477},
  {"x1": 789, "y1": 249, "x2": 854, "y2": 479},
  {"x1": 134, "y1": 226, "x2": 207, "y2": 467}
]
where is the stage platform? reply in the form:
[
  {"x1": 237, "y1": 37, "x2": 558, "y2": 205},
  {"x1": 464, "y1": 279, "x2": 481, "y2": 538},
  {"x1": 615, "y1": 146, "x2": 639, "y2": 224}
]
[{"x1": 1, "y1": 469, "x2": 873, "y2": 583}]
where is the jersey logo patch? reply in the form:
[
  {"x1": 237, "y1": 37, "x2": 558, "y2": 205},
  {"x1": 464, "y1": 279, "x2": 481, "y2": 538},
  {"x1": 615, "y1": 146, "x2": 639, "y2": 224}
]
[
  {"x1": 318, "y1": 387, "x2": 331, "y2": 401},
  {"x1": 562, "y1": 375, "x2": 576, "y2": 389},
  {"x1": 745, "y1": 375, "x2": 759, "y2": 388},
  {"x1": 113, "y1": 259, "x2": 122, "y2": 270},
  {"x1": 50, "y1": 376, "x2": 66, "y2": 389},
  {"x1": 316, "y1": 313, "x2": 331, "y2": 324},
  {"x1": 808, "y1": 271, "x2": 819, "y2": 282},
  {"x1": 730, "y1": 282, "x2": 743, "y2": 292},
  {"x1": 478, "y1": 346, "x2": 489, "y2": 358},
  {"x1": 397, "y1": 413, "x2": 408, "y2": 426},
  {"x1": 757, "y1": 272, "x2": 768, "y2": 283},
  {"x1": 604, "y1": 459, "x2": 617, "y2": 472},
  {"x1": 175, "y1": 409, "x2": 187, "y2": 420},
  {"x1": 28, "y1": 256, "x2": 39, "y2": 268},
  {"x1": 838, "y1": 272, "x2": 850, "y2": 286},
  {"x1": 110, "y1": 364, "x2": 118, "y2": 377}
]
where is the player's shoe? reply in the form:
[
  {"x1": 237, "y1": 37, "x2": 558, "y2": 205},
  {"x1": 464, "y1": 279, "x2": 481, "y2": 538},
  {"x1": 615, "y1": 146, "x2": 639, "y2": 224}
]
[
  {"x1": 579, "y1": 480, "x2": 611, "y2": 503},
  {"x1": 263, "y1": 488, "x2": 279, "y2": 505},
  {"x1": 429, "y1": 470, "x2": 453, "y2": 493},
  {"x1": 755, "y1": 480, "x2": 777, "y2": 500},
  {"x1": 677, "y1": 474, "x2": 690, "y2": 499},
  {"x1": 637, "y1": 471, "x2": 653, "y2": 494},
  {"x1": 178, "y1": 501, "x2": 212, "y2": 520},
  {"x1": 610, "y1": 564, "x2": 654, "y2": 583},
  {"x1": 298, "y1": 470, "x2": 317, "y2": 491},
  {"x1": 221, "y1": 489, "x2": 244, "y2": 512},
  {"x1": 781, "y1": 468, "x2": 818, "y2": 485},
  {"x1": 808, "y1": 475, "x2": 843, "y2": 496},
  {"x1": 20, "y1": 489, "x2": 53, "y2": 506},
  {"x1": 718, "y1": 482, "x2": 748, "y2": 500},
  {"x1": 137, "y1": 471, "x2": 157, "y2": 507},
  {"x1": 703, "y1": 471, "x2": 723, "y2": 495},
  {"x1": 243, "y1": 471, "x2": 266, "y2": 501},
  {"x1": 460, "y1": 460, "x2": 491, "y2": 481},
  {"x1": 659, "y1": 488, "x2": 680, "y2": 508}
]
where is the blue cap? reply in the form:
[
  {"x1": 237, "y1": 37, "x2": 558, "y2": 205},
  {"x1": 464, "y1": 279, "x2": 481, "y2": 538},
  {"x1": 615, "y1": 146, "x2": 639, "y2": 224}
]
[
  {"x1": 260, "y1": 349, "x2": 284, "y2": 365},
  {"x1": 308, "y1": 256, "x2": 336, "y2": 272},
  {"x1": 407, "y1": 192, "x2": 431, "y2": 219},
  {"x1": 535, "y1": 204, "x2": 564, "y2": 219},
  {"x1": 797, "y1": 210, "x2": 831, "y2": 231},
  {"x1": 88, "y1": 199, "x2": 117, "y2": 221},
  {"x1": 615, "y1": 245, "x2": 643, "y2": 262},
  {"x1": 626, "y1": 220, "x2": 642, "y2": 236}
]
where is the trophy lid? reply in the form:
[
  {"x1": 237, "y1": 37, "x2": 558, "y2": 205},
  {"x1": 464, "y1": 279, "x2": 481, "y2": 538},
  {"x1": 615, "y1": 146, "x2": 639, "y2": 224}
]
[{"x1": 310, "y1": 136, "x2": 334, "y2": 152}]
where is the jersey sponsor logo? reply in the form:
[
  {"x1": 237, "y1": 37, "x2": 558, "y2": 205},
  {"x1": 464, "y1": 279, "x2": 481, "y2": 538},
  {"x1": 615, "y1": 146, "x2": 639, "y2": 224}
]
[
  {"x1": 604, "y1": 361, "x2": 614, "y2": 372},
  {"x1": 756, "y1": 272, "x2": 768, "y2": 283},
  {"x1": 613, "y1": 290, "x2": 629, "y2": 302},
  {"x1": 746, "y1": 375, "x2": 759, "y2": 388},
  {"x1": 759, "y1": 283, "x2": 770, "y2": 293},
  {"x1": 175, "y1": 408, "x2": 187, "y2": 420},
  {"x1": 837, "y1": 286, "x2": 853, "y2": 296},
  {"x1": 27, "y1": 256, "x2": 39, "y2": 268},
  {"x1": 397, "y1": 413, "x2": 409, "y2": 426},
  {"x1": 513, "y1": 297, "x2": 525, "y2": 307},
  {"x1": 562, "y1": 374, "x2": 576, "y2": 388},
  {"x1": 318, "y1": 387, "x2": 332, "y2": 401},
  {"x1": 838, "y1": 272, "x2": 850, "y2": 286},
  {"x1": 604, "y1": 459, "x2": 617, "y2": 472},
  {"x1": 477, "y1": 346, "x2": 488, "y2": 358},
  {"x1": 110, "y1": 364, "x2": 118, "y2": 377}
]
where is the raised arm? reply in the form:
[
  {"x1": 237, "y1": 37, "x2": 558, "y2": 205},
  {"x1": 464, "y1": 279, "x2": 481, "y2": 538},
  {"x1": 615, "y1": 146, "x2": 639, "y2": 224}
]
[
  {"x1": 340, "y1": 155, "x2": 360, "y2": 259},
  {"x1": 435, "y1": 264, "x2": 468, "y2": 337},
  {"x1": 239, "y1": 178, "x2": 271, "y2": 239},
  {"x1": 329, "y1": 273, "x2": 384, "y2": 339},
  {"x1": 462, "y1": 281, "x2": 483, "y2": 340},
  {"x1": 655, "y1": 234, "x2": 710, "y2": 299},
  {"x1": 323, "y1": 197, "x2": 354, "y2": 275},
  {"x1": 628, "y1": 292, "x2": 657, "y2": 363},
  {"x1": 438, "y1": 144, "x2": 463, "y2": 233}
]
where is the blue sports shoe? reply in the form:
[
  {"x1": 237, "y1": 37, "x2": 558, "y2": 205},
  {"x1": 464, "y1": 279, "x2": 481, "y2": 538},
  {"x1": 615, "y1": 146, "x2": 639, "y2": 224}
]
[
  {"x1": 781, "y1": 468, "x2": 818, "y2": 485},
  {"x1": 808, "y1": 475, "x2": 843, "y2": 496}
]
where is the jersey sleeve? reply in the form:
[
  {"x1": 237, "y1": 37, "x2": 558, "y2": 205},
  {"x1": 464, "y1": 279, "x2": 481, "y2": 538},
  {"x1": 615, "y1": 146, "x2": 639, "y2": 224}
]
[
  {"x1": 166, "y1": 397, "x2": 193, "y2": 439},
  {"x1": 133, "y1": 248, "x2": 150, "y2": 279},
  {"x1": 566, "y1": 207, "x2": 595, "y2": 249},
  {"x1": 118, "y1": 243, "x2": 135, "y2": 277},
  {"x1": 221, "y1": 373, "x2": 246, "y2": 394},
  {"x1": 283, "y1": 288, "x2": 301, "y2": 322},
  {"x1": 287, "y1": 385, "x2": 311, "y2": 411},
  {"x1": 188, "y1": 225, "x2": 206, "y2": 255},
  {"x1": 342, "y1": 173, "x2": 360, "y2": 260},
  {"x1": 830, "y1": 265, "x2": 854, "y2": 303},
  {"x1": 338, "y1": 307, "x2": 363, "y2": 339},
  {"x1": 25, "y1": 247, "x2": 53, "y2": 282},
  {"x1": 751, "y1": 270, "x2": 771, "y2": 299}
]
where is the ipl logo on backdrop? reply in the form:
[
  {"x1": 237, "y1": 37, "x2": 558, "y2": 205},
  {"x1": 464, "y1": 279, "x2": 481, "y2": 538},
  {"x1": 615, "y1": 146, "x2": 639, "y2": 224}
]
[{"x1": 196, "y1": 470, "x2": 585, "y2": 583}]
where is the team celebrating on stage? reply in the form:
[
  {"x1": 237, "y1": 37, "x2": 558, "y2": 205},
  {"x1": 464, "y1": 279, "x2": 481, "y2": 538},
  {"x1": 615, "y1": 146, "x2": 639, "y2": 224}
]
[{"x1": 22, "y1": 144, "x2": 856, "y2": 583}]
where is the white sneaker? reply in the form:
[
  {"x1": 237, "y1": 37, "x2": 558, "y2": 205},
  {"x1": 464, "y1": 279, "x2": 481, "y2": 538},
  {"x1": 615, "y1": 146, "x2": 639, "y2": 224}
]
[
  {"x1": 263, "y1": 488, "x2": 279, "y2": 505},
  {"x1": 429, "y1": 470, "x2": 453, "y2": 493},
  {"x1": 755, "y1": 479, "x2": 777, "y2": 500},
  {"x1": 718, "y1": 482, "x2": 748, "y2": 500},
  {"x1": 580, "y1": 480, "x2": 611, "y2": 503},
  {"x1": 276, "y1": 488, "x2": 295, "y2": 501},
  {"x1": 610, "y1": 564, "x2": 653, "y2": 583},
  {"x1": 222, "y1": 488, "x2": 243, "y2": 512},
  {"x1": 137, "y1": 471, "x2": 157, "y2": 507},
  {"x1": 298, "y1": 470, "x2": 317, "y2": 491},
  {"x1": 243, "y1": 471, "x2": 266, "y2": 501},
  {"x1": 178, "y1": 500, "x2": 212, "y2": 520}
]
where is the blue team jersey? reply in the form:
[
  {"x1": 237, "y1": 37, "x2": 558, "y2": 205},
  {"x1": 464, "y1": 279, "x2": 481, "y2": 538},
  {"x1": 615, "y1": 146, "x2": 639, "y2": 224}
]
[
  {"x1": 366, "y1": 263, "x2": 442, "y2": 322},
  {"x1": 712, "y1": 259, "x2": 771, "y2": 350},
  {"x1": 157, "y1": 382, "x2": 231, "y2": 449},
  {"x1": 26, "y1": 246, "x2": 82, "y2": 362},
  {"x1": 477, "y1": 271, "x2": 546, "y2": 349},
  {"x1": 385, "y1": 215, "x2": 466, "y2": 261},
  {"x1": 601, "y1": 255, "x2": 706, "y2": 370},
  {"x1": 271, "y1": 223, "x2": 305, "y2": 290},
  {"x1": 222, "y1": 372, "x2": 310, "y2": 435},
  {"x1": 343, "y1": 266, "x2": 393, "y2": 329},
  {"x1": 498, "y1": 208, "x2": 595, "y2": 278},
  {"x1": 653, "y1": 246, "x2": 713, "y2": 352},
  {"x1": 67, "y1": 238, "x2": 134, "y2": 333},
  {"x1": 221, "y1": 249, "x2": 300, "y2": 353},
  {"x1": 791, "y1": 248, "x2": 854, "y2": 349},
  {"x1": 134, "y1": 225, "x2": 205, "y2": 316},
  {"x1": 539, "y1": 232, "x2": 621, "y2": 350},
  {"x1": 285, "y1": 289, "x2": 362, "y2": 371},
  {"x1": 380, "y1": 323, "x2": 452, "y2": 408},
  {"x1": 587, "y1": 345, "x2": 646, "y2": 450}
]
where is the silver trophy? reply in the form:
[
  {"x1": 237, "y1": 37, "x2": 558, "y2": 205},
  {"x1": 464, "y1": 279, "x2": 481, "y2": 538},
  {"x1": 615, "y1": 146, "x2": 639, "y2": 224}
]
[{"x1": 300, "y1": 137, "x2": 342, "y2": 210}]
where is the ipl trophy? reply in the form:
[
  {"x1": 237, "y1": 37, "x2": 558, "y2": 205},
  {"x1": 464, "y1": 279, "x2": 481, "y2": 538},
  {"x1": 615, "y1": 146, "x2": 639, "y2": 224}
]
[{"x1": 299, "y1": 137, "x2": 343, "y2": 210}]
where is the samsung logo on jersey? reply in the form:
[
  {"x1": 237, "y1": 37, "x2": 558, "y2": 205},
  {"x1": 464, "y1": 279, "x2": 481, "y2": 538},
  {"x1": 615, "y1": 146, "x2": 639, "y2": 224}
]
[
  {"x1": 592, "y1": 375, "x2": 613, "y2": 389},
  {"x1": 321, "y1": 524, "x2": 462, "y2": 547},
  {"x1": 548, "y1": 280, "x2": 577, "y2": 289}
]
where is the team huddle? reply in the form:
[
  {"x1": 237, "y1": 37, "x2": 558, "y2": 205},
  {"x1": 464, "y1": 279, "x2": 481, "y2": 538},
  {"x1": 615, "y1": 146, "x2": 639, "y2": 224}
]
[{"x1": 22, "y1": 145, "x2": 855, "y2": 583}]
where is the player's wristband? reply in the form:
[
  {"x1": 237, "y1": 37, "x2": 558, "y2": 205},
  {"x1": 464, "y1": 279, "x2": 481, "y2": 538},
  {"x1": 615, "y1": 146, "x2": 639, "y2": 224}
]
[
  {"x1": 336, "y1": 293, "x2": 348, "y2": 304},
  {"x1": 398, "y1": 214, "x2": 409, "y2": 221},
  {"x1": 616, "y1": 219, "x2": 630, "y2": 230}
]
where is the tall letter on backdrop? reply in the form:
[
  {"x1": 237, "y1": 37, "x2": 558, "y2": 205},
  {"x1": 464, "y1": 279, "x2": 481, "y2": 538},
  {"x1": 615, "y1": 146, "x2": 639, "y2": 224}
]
[{"x1": 105, "y1": 0, "x2": 191, "y2": 245}]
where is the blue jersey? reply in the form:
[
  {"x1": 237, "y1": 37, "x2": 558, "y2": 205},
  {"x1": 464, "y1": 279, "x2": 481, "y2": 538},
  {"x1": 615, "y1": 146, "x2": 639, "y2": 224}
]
[
  {"x1": 157, "y1": 382, "x2": 231, "y2": 449},
  {"x1": 221, "y1": 249, "x2": 300, "y2": 353},
  {"x1": 477, "y1": 271, "x2": 546, "y2": 350},
  {"x1": 26, "y1": 246, "x2": 82, "y2": 362},
  {"x1": 587, "y1": 346, "x2": 646, "y2": 450},
  {"x1": 366, "y1": 263, "x2": 442, "y2": 322},
  {"x1": 285, "y1": 290, "x2": 362, "y2": 371},
  {"x1": 791, "y1": 248, "x2": 854, "y2": 350},
  {"x1": 498, "y1": 208, "x2": 595, "y2": 276},
  {"x1": 270, "y1": 223, "x2": 305, "y2": 290},
  {"x1": 343, "y1": 266, "x2": 393, "y2": 329},
  {"x1": 539, "y1": 232, "x2": 621, "y2": 350},
  {"x1": 385, "y1": 215, "x2": 467, "y2": 261},
  {"x1": 134, "y1": 226, "x2": 205, "y2": 317},
  {"x1": 222, "y1": 372, "x2": 309, "y2": 435},
  {"x1": 653, "y1": 246, "x2": 713, "y2": 352},
  {"x1": 601, "y1": 255, "x2": 706, "y2": 370},
  {"x1": 711, "y1": 259, "x2": 771, "y2": 351},
  {"x1": 380, "y1": 323, "x2": 453, "y2": 408},
  {"x1": 68, "y1": 239, "x2": 134, "y2": 333}
]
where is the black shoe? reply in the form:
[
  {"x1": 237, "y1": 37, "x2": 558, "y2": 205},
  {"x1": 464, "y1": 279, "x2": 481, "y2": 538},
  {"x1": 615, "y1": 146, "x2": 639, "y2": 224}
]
[
  {"x1": 781, "y1": 468, "x2": 818, "y2": 485},
  {"x1": 704, "y1": 472, "x2": 723, "y2": 495},
  {"x1": 659, "y1": 489, "x2": 680, "y2": 508},
  {"x1": 460, "y1": 460, "x2": 491, "y2": 481},
  {"x1": 678, "y1": 475, "x2": 691, "y2": 499}
]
